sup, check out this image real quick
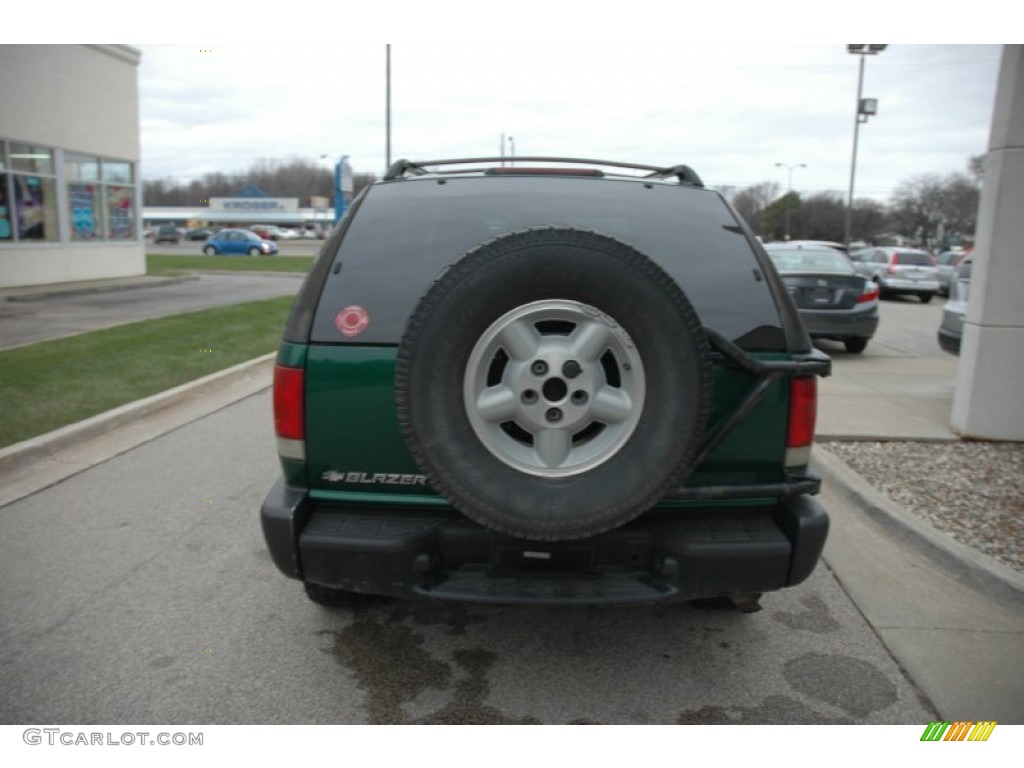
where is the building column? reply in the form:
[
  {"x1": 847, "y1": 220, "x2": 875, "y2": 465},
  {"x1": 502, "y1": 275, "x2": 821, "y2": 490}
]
[{"x1": 951, "y1": 45, "x2": 1024, "y2": 440}]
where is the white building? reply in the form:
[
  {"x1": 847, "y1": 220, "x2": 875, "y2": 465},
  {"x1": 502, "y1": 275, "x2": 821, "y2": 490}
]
[{"x1": 0, "y1": 45, "x2": 143, "y2": 288}]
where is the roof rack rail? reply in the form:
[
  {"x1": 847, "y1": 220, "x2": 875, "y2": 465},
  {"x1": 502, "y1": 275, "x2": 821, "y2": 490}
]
[{"x1": 382, "y1": 157, "x2": 704, "y2": 187}]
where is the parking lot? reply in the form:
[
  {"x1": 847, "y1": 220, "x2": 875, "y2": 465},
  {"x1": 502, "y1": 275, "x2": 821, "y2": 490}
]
[
  {"x1": 0, "y1": 386, "x2": 937, "y2": 724},
  {"x1": 1, "y1": 285, "x2": 979, "y2": 724}
]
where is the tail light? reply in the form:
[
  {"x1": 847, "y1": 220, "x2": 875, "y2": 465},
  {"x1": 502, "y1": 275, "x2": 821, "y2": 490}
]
[
  {"x1": 857, "y1": 281, "x2": 879, "y2": 303},
  {"x1": 273, "y1": 364, "x2": 305, "y2": 460},
  {"x1": 785, "y1": 377, "x2": 817, "y2": 468}
]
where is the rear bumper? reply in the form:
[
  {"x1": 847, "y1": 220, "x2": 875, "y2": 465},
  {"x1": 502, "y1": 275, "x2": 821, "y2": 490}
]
[
  {"x1": 260, "y1": 480, "x2": 829, "y2": 605},
  {"x1": 937, "y1": 327, "x2": 961, "y2": 355},
  {"x1": 800, "y1": 306, "x2": 878, "y2": 340},
  {"x1": 880, "y1": 277, "x2": 939, "y2": 293}
]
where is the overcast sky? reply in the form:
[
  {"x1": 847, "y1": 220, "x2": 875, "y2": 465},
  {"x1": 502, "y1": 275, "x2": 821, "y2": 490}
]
[{"x1": 134, "y1": 40, "x2": 1003, "y2": 203}]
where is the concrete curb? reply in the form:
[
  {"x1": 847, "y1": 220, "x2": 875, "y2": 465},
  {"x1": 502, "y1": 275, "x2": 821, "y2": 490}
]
[
  {"x1": 0, "y1": 353, "x2": 275, "y2": 484},
  {"x1": 4, "y1": 275, "x2": 199, "y2": 302},
  {"x1": 812, "y1": 445, "x2": 1024, "y2": 607}
]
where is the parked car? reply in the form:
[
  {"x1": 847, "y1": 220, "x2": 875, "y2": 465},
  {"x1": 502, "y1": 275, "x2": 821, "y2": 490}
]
[
  {"x1": 935, "y1": 249, "x2": 967, "y2": 296},
  {"x1": 250, "y1": 224, "x2": 294, "y2": 241},
  {"x1": 260, "y1": 156, "x2": 831, "y2": 612},
  {"x1": 187, "y1": 227, "x2": 214, "y2": 241},
  {"x1": 938, "y1": 257, "x2": 973, "y2": 355},
  {"x1": 763, "y1": 243, "x2": 879, "y2": 353},
  {"x1": 275, "y1": 227, "x2": 300, "y2": 240},
  {"x1": 853, "y1": 247, "x2": 940, "y2": 303},
  {"x1": 202, "y1": 228, "x2": 278, "y2": 256},
  {"x1": 777, "y1": 240, "x2": 848, "y2": 254},
  {"x1": 154, "y1": 225, "x2": 180, "y2": 244}
]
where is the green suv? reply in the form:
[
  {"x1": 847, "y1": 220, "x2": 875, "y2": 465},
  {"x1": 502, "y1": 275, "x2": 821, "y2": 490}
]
[{"x1": 261, "y1": 157, "x2": 830, "y2": 610}]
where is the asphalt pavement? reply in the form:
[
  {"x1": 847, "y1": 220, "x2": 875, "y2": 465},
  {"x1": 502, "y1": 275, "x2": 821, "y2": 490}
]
[
  {"x1": 0, "y1": 273, "x2": 303, "y2": 350},
  {"x1": 1, "y1": 277, "x2": 1022, "y2": 722}
]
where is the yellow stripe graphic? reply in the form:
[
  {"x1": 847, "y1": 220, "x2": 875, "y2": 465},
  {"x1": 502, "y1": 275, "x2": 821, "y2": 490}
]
[{"x1": 968, "y1": 721, "x2": 997, "y2": 741}]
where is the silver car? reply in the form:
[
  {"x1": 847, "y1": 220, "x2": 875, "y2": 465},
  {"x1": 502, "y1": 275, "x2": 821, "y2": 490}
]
[
  {"x1": 938, "y1": 258, "x2": 972, "y2": 355},
  {"x1": 853, "y1": 247, "x2": 940, "y2": 303},
  {"x1": 935, "y1": 249, "x2": 967, "y2": 296}
]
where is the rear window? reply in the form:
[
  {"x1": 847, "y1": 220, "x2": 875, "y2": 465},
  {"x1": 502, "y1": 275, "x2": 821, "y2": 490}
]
[
  {"x1": 765, "y1": 248, "x2": 853, "y2": 274},
  {"x1": 310, "y1": 175, "x2": 789, "y2": 349},
  {"x1": 895, "y1": 251, "x2": 933, "y2": 266}
]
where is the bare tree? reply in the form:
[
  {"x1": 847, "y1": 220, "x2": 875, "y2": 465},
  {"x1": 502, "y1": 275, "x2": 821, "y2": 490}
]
[
  {"x1": 729, "y1": 181, "x2": 781, "y2": 234},
  {"x1": 889, "y1": 172, "x2": 980, "y2": 248}
]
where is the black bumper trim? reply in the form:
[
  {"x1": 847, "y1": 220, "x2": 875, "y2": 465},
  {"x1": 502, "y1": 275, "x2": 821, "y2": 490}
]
[{"x1": 261, "y1": 480, "x2": 829, "y2": 605}]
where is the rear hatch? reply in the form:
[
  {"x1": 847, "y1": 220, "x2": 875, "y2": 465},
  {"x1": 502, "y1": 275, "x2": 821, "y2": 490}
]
[
  {"x1": 287, "y1": 174, "x2": 816, "y2": 503},
  {"x1": 892, "y1": 251, "x2": 938, "y2": 280}
]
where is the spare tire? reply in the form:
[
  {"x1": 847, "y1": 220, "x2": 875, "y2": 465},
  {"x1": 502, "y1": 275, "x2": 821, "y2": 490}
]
[{"x1": 395, "y1": 227, "x2": 712, "y2": 541}]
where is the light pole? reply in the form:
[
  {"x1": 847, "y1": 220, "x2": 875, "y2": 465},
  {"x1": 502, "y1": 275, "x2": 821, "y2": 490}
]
[
  {"x1": 508, "y1": 135, "x2": 515, "y2": 166},
  {"x1": 844, "y1": 44, "x2": 886, "y2": 248},
  {"x1": 385, "y1": 44, "x2": 391, "y2": 171},
  {"x1": 775, "y1": 162, "x2": 806, "y2": 241}
]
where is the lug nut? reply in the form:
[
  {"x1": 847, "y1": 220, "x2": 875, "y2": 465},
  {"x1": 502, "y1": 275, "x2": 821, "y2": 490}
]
[
  {"x1": 562, "y1": 360, "x2": 582, "y2": 379},
  {"x1": 545, "y1": 408, "x2": 563, "y2": 423},
  {"x1": 571, "y1": 390, "x2": 588, "y2": 405},
  {"x1": 531, "y1": 360, "x2": 548, "y2": 376},
  {"x1": 521, "y1": 390, "x2": 538, "y2": 404}
]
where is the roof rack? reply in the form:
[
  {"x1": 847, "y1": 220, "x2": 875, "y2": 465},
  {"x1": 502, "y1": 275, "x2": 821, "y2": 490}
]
[{"x1": 382, "y1": 157, "x2": 704, "y2": 187}]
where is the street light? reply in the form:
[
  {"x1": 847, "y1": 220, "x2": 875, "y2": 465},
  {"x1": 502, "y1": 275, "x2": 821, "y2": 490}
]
[
  {"x1": 775, "y1": 162, "x2": 806, "y2": 241},
  {"x1": 844, "y1": 44, "x2": 887, "y2": 248}
]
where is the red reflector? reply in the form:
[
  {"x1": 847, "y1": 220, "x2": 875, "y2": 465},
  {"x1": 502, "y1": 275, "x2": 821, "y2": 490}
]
[
  {"x1": 274, "y1": 364, "x2": 305, "y2": 440},
  {"x1": 788, "y1": 377, "x2": 817, "y2": 448}
]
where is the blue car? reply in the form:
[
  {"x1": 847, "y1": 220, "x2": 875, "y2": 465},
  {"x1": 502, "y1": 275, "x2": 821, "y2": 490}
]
[{"x1": 202, "y1": 228, "x2": 278, "y2": 256}]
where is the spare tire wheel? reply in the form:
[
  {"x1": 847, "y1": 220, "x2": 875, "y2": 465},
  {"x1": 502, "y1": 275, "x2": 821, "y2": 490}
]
[{"x1": 395, "y1": 227, "x2": 712, "y2": 541}]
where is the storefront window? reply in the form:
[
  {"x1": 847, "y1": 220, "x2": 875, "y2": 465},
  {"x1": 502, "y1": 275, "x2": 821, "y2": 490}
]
[
  {"x1": 66, "y1": 152, "x2": 100, "y2": 182},
  {"x1": 64, "y1": 152, "x2": 135, "y2": 241},
  {"x1": 105, "y1": 185, "x2": 134, "y2": 239},
  {"x1": 69, "y1": 182, "x2": 102, "y2": 240},
  {"x1": 1, "y1": 140, "x2": 135, "y2": 244},
  {"x1": 0, "y1": 174, "x2": 11, "y2": 240},
  {"x1": 10, "y1": 143, "x2": 54, "y2": 175},
  {"x1": 13, "y1": 174, "x2": 58, "y2": 241},
  {"x1": 102, "y1": 160, "x2": 132, "y2": 184}
]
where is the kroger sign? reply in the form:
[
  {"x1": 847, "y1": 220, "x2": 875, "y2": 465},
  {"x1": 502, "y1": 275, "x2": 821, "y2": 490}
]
[{"x1": 209, "y1": 198, "x2": 299, "y2": 212}]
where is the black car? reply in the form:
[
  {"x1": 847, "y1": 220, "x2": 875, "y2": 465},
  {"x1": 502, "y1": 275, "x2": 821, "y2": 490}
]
[
  {"x1": 154, "y1": 225, "x2": 180, "y2": 244},
  {"x1": 261, "y1": 157, "x2": 831, "y2": 611},
  {"x1": 186, "y1": 227, "x2": 214, "y2": 241},
  {"x1": 763, "y1": 243, "x2": 879, "y2": 353}
]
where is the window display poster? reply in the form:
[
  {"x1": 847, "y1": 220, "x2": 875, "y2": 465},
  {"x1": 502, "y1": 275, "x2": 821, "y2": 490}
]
[
  {"x1": 107, "y1": 185, "x2": 133, "y2": 239},
  {"x1": 15, "y1": 175, "x2": 45, "y2": 239},
  {"x1": 0, "y1": 175, "x2": 10, "y2": 239},
  {"x1": 70, "y1": 183, "x2": 97, "y2": 239}
]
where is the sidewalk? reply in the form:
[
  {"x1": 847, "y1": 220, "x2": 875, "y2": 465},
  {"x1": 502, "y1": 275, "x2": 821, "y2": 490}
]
[
  {"x1": 0, "y1": 274, "x2": 197, "y2": 302},
  {"x1": 816, "y1": 349, "x2": 1024, "y2": 721}
]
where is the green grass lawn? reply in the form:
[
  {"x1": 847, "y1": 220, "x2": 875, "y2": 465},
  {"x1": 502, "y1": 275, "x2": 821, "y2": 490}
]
[
  {"x1": 147, "y1": 254, "x2": 314, "y2": 275},
  {"x1": 0, "y1": 297, "x2": 294, "y2": 449}
]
